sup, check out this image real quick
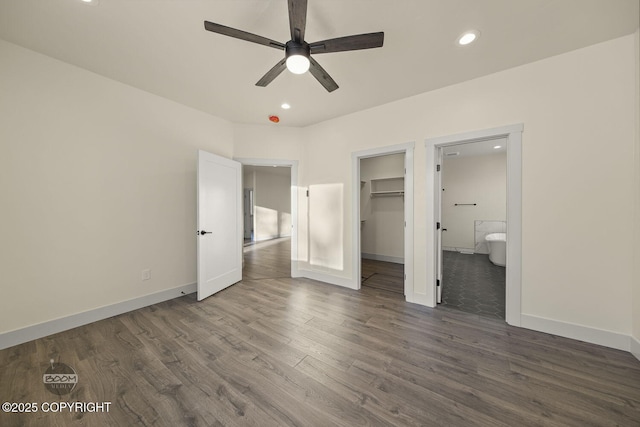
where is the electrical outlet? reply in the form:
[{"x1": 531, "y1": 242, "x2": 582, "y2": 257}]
[{"x1": 141, "y1": 269, "x2": 151, "y2": 281}]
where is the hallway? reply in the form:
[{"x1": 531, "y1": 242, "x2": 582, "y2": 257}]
[{"x1": 243, "y1": 237, "x2": 291, "y2": 280}]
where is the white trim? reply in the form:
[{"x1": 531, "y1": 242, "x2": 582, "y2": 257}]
[
  {"x1": 234, "y1": 157, "x2": 300, "y2": 278},
  {"x1": 298, "y1": 270, "x2": 357, "y2": 290},
  {"x1": 361, "y1": 253, "x2": 404, "y2": 264},
  {"x1": 352, "y1": 142, "x2": 415, "y2": 300},
  {"x1": 406, "y1": 293, "x2": 431, "y2": 306},
  {"x1": 521, "y1": 314, "x2": 631, "y2": 352},
  {"x1": 0, "y1": 283, "x2": 196, "y2": 350},
  {"x1": 631, "y1": 336, "x2": 640, "y2": 362},
  {"x1": 425, "y1": 124, "x2": 523, "y2": 326}
]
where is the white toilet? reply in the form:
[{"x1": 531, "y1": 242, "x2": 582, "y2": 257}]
[{"x1": 485, "y1": 233, "x2": 506, "y2": 266}]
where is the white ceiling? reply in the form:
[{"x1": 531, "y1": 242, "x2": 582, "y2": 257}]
[
  {"x1": 244, "y1": 164, "x2": 291, "y2": 177},
  {"x1": 0, "y1": 0, "x2": 638, "y2": 127},
  {"x1": 442, "y1": 137, "x2": 506, "y2": 158}
]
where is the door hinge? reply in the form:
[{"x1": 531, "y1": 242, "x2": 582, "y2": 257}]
[
  {"x1": 436, "y1": 164, "x2": 441, "y2": 172},
  {"x1": 436, "y1": 279, "x2": 440, "y2": 287},
  {"x1": 306, "y1": 189, "x2": 309, "y2": 197},
  {"x1": 436, "y1": 222, "x2": 440, "y2": 230}
]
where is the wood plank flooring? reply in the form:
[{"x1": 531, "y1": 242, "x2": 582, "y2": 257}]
[
  {"x1": 361, "y1": 258, "x2": 404, "y2": 295},
  {"x1": 1, "y1": 238, "x2": 640, "y2": 426},
  {"x1": 242, "y1": 238, "x2": 292, "y2": 281}
]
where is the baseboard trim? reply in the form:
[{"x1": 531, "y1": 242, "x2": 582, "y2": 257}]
[
  {"x1": 361, "y1": 253, "x2": 404, "y2": 264},
  {"x1": 0, "y1": 283, "x2": 197, "y2": 350},
  {"x1": 521, "y1": 314, "x2": 631, "y2": 352},
  {"x1": 298, "y1": 270, "x2": 358, "y2": 290},
  {"x1": 631, "y1": 336, "x2": 640, "y2": 362},
  {"x1": 406, "y1": 293, "x2": 434, "y2": 307}
]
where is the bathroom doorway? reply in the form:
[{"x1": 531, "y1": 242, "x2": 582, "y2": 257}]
[
  {"x1": 426, "y1": 124, "x2": 523, "y2": 326},
  {"x1": 438, "y1": 139, "x2": 507, "y2": 319}
]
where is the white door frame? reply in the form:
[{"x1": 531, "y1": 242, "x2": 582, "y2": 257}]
[
  {"x1": 235, "y1": 157, "x2": 299, "y2": 278},
  {"x1": 425, "y1": 124, "x2": 523, "y2": 326},
  {"x1": 352, "y1": 142, "x2": 415, "y2": 297}
]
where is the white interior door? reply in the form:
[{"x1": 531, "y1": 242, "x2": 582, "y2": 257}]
[
  {"x1": 197, "y1": 150, "x2": 242, "y2": 301},
  {"x1": 435, "y1": 147, "x2": 443, "y2": 303}
]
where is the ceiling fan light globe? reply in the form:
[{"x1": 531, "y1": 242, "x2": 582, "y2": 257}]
[{"x1": 286, "y1": 55, "x2": 310, "y2": 74}]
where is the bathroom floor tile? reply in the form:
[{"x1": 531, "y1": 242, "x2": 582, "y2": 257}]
[{"x1": 442, "y1": 251, "x2": 506, "y2": 320}]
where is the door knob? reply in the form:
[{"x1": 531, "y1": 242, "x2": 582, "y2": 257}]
[{"x1": 199, "y1": 230, "x2": 212, "y2": 235}]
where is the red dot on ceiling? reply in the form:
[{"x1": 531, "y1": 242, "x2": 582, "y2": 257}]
[{"x1": 269, "y1": 115, "x2": 280, "y2": 123}]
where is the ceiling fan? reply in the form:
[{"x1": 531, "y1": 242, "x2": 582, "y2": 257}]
[{"x1": 203, "y1": 0, "x2": 384, "y2": 92}]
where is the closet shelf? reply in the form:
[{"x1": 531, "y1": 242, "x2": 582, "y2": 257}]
[
  {"x1": 370, "y1": 176, "x2": 404, "y2": 197},
  {"x1": 371, "y1": 190, "x2": 404, "y2": 197}
]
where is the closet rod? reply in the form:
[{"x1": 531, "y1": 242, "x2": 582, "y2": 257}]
[{"x1": 454, "y1": 203, "x2": 477, "y2": 206}]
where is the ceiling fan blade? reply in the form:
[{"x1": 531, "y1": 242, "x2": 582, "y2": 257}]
[
  {"x1": 204, "y1": 21, "x2": 285, "y2": 50},
  {"x1": 309, "y1": 32, "x2": 384, "y2": 54},
  {"x1": 288, "y1": 0, "x2": 307, "y2": 43},
  {"x1": 308, "y1": 57, "x2": 338, "y2": 92},
  {"x1": 255, "y1": 58, "x2": 287, "y2": 87}
]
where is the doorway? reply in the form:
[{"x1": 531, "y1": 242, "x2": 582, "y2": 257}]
[
  {"x1": 236, "y1": 158, "x2": 299, "y2": 280},
  {"x1": 439, "y1": 139, "x2": 507, "y2": 319},
  {"x1": 360, "y1": 153, "x2": 406, "y2": 295},
  {"x1": 351, "y1": 142, "x2": 414, "y2": 297},
  {"x1": 426, "y1": 124, "x2": 523, "y2": 326}
]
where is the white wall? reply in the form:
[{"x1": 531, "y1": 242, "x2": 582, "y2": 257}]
[
  {"x1": 0, "y1": 40, "x2": 234, "y2": 337},
  {"x1": 233, "y1": 124, "x2": 304, "y2": 161},
  {"x1": 360, "y1": 153, "x2": 405, "y2": 262},
  {"x1": 303, "y1": 34, "x2": 637, "y2": 340},
  {"x1": 442, "y1": 153, "x2": 507, "y2": 250},
  {"x1": 254, "y1": 168, "x2": 291, "y2": 241}
]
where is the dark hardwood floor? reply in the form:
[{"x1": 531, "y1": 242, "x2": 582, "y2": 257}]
[
  {"x1": 1, "y1": 238, "x2": 640, "y2": 426},
  {"x1": 243, "y1": 237, "x2": 291, "y2": 280},
  {"x1": 361, "y1": 258, "x2": 404, "y2": 295}
]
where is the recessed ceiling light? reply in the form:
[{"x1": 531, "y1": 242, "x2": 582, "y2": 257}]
[
  {"x1": 493, "y1": 145, "x2": 502, "y2": 149},
  {"x1": 457, "y1": 30, "x2": 479, "y2": 46},
  {"x1": 281, "y1": 103, "x2": 291, "y2": 110},
  {"x1": 80, "y1": 0, "x2": 99, "y2": 4}
]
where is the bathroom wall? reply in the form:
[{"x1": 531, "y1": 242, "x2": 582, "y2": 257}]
[
  {"x1": 474, "y1": 220, "x2": 506, "y2": 254},
  {"x1": 360, "y1": 153, "x2": 405, "y2": 263},
  {"x1": 441, "y1": 152, "x2": 507, "y2": 252}
]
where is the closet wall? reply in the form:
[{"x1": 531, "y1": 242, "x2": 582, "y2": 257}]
[{"x1": 360, "y1": 154, "x2": 405, "y2": 263}]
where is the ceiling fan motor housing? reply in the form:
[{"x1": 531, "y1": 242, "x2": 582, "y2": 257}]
[{"x1": 285, "y1": 40, "x2": 310, "y2": 60}]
